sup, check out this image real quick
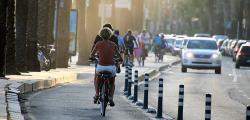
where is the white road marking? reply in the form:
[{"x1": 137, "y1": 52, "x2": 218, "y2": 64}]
[
  {"x1": 232, "y1": 69, "x2": 237, "y2": 82},
  {"x1": 228, "y1": 74, "x2": 233, "y2": 76},
  {"x1": 238, "y1": 90, "x2": 244, "y2": 93}
]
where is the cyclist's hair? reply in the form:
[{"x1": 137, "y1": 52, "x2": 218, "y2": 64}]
[{"x1": 99, "y1": 27, "x2": 112, "y2": 40}]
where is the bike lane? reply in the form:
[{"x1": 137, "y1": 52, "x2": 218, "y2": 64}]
[{"x1": 23, "y1": 53, "x2": 179, "y2": 120}]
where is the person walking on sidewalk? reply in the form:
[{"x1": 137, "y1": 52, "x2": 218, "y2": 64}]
[
  {"x1": 133, "y1": 31, "x2": 143, "y2": 67},
  {"x1": 139, "y1": 29, "x2": 151, "y2": 55},
  {"x1": 90, "y1": 27, "x2": 123, "y2": 107}
]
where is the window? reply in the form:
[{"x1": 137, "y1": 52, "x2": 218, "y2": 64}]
[{"x1": 187, "y1": 40, "x2": 218, "y2": 50}]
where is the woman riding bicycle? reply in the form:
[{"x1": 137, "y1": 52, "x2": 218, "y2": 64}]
[{"x1": 90, "y1": 27, "x2": 122, "y2": 107}]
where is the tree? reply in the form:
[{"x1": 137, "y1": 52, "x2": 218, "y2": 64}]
[
  {"x1": 0, "y1": 0, "x2": 7, "y2": 77},
  {"x1": 37, "y1": 0, "x2": 55, "y2": 46},
  {"x1": 55, "y1": 0, "x2": 71, "y2": 68},
  {"x1": 6, "y1": 0, "x2": 20, "y2": 75},
  {"x1": 16, "y1": 0, "x2": 28, "y2": 72},
  {"x1": 26, "y1": 0, "x2": 40, "y2": 71}
]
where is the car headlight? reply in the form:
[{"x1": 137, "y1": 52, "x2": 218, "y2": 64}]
[
  {"x1": 212, "y1": 54, "x2": 219, "y2": 59},
  {"x1": 186, "y1": 52, "x2": 193, "y2": 58}
]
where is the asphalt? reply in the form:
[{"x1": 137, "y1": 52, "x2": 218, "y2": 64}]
[
  {"x1": 22, "y1": 53, "x2": 179, "y2": 120},
  {"x1": 137, "y1": 56, "x2": 249, "y2": 120}
]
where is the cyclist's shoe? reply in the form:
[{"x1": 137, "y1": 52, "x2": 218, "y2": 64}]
[
  {"x1": 109, "y1": 99, "x2": 115, "y2": 107},
  {"x1": 93, "y1": 95, "x2": 99, "y2": 104}
]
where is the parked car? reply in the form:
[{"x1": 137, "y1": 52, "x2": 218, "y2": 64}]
[
  {"x1": 228, "y1": 39, "x2": 238, "y2": 57},
  {"x1": 217, "y1": 39, "x2": 225, "y2": 50},
  {"x1": 171, "y1": 38, "x2": 183, "y2": 56},
  {"x1": 235, "y1": 42, "x2": 250, "y2": 68},
  {"x1": 181, "y1": 37, "x2": 221, "y2": 74},
  {"x1": 165, "y1": 37, "x2": 175, "y2": 52},
  {"x1": 180, "y1": 38, "x2": 189, "y2": 57},
  {"x1": 220, "y1": 39, "x2": 229, "y2": 56},
  {"x1": 194, "y1": 33, "x2": 211, "y2": 37},
  {"x1": 225, "y1": 39, "x2": 233, "y2": 56},
  {"x1": 232, "y1": 40, "x2": 248, "y2": 61}
]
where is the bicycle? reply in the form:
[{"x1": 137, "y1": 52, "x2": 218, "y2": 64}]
[
  {"x1": 97, "y1": 71, "x2": 113, "y2": 116},
  {"x1": 124, "y1": 48, "x2": 133, "y2": 66},
  {"x1": 89, "y1": 57, "x2": 121, "y2": 117}
]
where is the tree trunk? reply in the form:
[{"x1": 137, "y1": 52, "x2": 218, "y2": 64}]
[
  {"x1": 77, "y1": 0, "x2": 88, "y2": 65},
  {"x1": 55, "y1": 0, "x2": 71, "y2": 68},
  {"x1": 0, "y1": 0, "x2": 7, "y2": 77},
  {"x1": 16, "y1": 0, "x2": 28, "y2": 72},
  {"x1": 37, "y1": 0, "x2": 55, "y2": 46},
  {"x1": 26, "y1": 0, "x2": 40, "y2": 71},
  {"x1": 6, "y1": 0, "x2": 20, "y2": 75}
]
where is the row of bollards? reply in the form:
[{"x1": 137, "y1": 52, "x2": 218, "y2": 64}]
[{"x1": 124, "y1": 69, "x2": 250, "y2": 120}]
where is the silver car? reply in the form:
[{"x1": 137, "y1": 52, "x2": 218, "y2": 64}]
[{"x1": 181, "y1": 37, "x2": 222, "y2": 74}]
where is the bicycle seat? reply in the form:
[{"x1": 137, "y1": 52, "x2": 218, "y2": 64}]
[{"x1": 97, "y1": 71, "x2": 113, "y2": 78}]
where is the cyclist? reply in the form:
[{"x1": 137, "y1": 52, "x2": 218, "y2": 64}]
[
  {"x1": 124, "y1": 30, "x2": 136, "y2": 66},
  {"x1": 90, "y1": 27, "x2": 122, "y2": 107},
  {"x1": 153, "y1": 34, "x2": 162, "y2": 62},
  {"x1": 91, "y1": 24, "x2": 118, "y2": 51}
]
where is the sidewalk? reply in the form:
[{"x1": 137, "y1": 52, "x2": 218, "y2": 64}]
[{"x1": 0, "y1": 53, "x2": 180, "y2": 120}]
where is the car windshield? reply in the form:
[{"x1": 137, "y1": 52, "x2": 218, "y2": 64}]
[
  {"x1": 241, "y1": 46, "x2": 250, "y2": 53},
  {"x1": 187, "y1": 40, "x2": 218, "y2": 50},
  {"x1": 176, "y1": 40, "x2": 182, "y2": 45}
]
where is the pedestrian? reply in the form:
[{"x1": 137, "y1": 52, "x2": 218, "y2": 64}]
[
  {"x1": 133, "y1": 31, "x2": 143, "y2": 66},
  {"x1": 124, "y1": 30, "x2": 136, "y2": 66},
  {"x1": 139, "y1": 30, "x2": 151, "y2": 55}
]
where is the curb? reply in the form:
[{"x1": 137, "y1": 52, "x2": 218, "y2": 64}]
[
  {"x1": 4, "y1": 72, "x2": 77, "y2": 120},
  {"x1": 138, "y1": 60, "x2": 181, "y2": 82}
]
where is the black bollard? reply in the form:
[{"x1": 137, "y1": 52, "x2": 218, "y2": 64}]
[
  {"x1": 205, "y1": 94, "x2": 212, "y2": 120},
  {"x1": 124, "y1": 66, "x2": 128, "y2": 95},
  {"x1": 177, "y1": 85, "x2": 184, "y2": 120},
  {"x1": 143, "y1": 73, "x2": 149, "y2": 109},
  {"x1": 133, "y1": 70, "x2": 138, "y2": 103},
  {"x1": 127, "y1": 66, "x2": 132, "y2": 97},
  {"x1": 156, "y1": 78, "x2": 164, "y2": 118},
  {"x1": 247, "y1": 106, "x2": 250, "y2": 120}
]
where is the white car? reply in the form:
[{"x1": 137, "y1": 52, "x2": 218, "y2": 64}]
[
  {"x1": 181, "y1": 37, "x2": 222, "y2": 74},
  {"x1": 171, "y1": 38, "x2": 183, "y2": 56}
]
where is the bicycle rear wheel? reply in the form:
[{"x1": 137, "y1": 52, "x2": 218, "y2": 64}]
[{"x1": 100, "y1": 83, "x2": 107, "y2": 116}]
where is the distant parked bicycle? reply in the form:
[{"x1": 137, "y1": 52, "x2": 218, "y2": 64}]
[{"x1": 37, "y1": 44, "x2": 52, "y2": 71}]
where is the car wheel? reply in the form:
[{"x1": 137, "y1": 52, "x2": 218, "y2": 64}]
[
  {"x1": 215, "y1": 67, "x2": 221, "y2": 74},
  {"x1": 181, "y1": 66, "x2": 187, "y2": 73},
  {"x1": 235, "y1": 62, "x2": 240, "y2": 69}
]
